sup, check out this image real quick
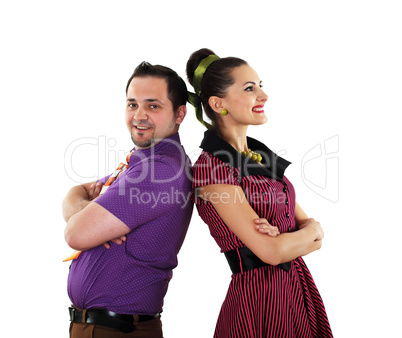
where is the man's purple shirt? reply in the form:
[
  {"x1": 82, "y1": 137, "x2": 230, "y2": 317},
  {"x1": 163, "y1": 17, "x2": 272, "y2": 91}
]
[{"x1": 67, "y1": 133, "x2": 193, "y2": 315}]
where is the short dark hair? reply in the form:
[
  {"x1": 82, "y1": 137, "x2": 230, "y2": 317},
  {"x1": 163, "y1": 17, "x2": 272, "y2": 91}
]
[
  {"x1": 186, "y1": 48, "x2": 247, "y2": 129},
  {"x1": 126, "y1": 61, "x2": 187, "y2": 112}
]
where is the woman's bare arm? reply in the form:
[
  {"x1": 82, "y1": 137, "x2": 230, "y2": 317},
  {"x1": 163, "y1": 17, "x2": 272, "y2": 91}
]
[{"x1": 197, "y1": 184, "x2": 323, "y2": 265}]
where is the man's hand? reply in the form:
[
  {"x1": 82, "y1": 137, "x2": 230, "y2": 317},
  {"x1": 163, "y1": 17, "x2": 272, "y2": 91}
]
[
  {"x1": 103, "y1": 236, "x2": 127, "y2": 249},
  {"x1": 88, "y1": 182, "x2": 103, "y2": 201},
  {"x1": 254, "y1": 218, "x2": 280, "y2": 237},
  {"x1": 62, "y1": 181, "x2": 98, "y2": 222}
]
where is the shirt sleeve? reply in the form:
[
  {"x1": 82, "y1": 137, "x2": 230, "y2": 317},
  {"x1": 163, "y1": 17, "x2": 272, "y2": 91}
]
[
  {"x1": 95, "y1": 156, "x2": 185, "y2": 231},
  {"x1": 192, "y1": 151, "x2": 241, "y2": 189},
  {"x1": 97, "y1": 174, "x2": 111, "y2": 185}
]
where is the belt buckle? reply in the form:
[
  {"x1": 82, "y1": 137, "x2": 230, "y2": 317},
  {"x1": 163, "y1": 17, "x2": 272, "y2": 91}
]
[{"x1": 69, "y1": 307, "x2": 83, "y2": 323}]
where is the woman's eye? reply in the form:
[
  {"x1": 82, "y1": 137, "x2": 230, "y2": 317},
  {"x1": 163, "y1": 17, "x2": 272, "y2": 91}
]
[{"x1": 245, "y1": 86, "x2": 254, "y2": 91}]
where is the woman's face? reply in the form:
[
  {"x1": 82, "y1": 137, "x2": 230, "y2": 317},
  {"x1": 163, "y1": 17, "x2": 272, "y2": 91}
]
[{"x1": 220, "y1": 64, "x2": 268, "y2": 126}]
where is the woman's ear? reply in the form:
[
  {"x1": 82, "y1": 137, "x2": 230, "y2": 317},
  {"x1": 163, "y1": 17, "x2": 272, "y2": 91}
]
[{"x1": 208, "y1": 96, "x2": 225, "y2": 114}]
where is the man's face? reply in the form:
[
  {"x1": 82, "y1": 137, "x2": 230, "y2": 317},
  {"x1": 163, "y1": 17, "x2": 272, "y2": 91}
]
[{"x1": 125, "y1": 76, "x2": 185, "y2": 149}]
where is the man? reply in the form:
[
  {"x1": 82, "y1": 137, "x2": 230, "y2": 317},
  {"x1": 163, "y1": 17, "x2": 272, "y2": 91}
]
[{"x1": 63, "y1": 62, "x2": 193, "y2": 337}]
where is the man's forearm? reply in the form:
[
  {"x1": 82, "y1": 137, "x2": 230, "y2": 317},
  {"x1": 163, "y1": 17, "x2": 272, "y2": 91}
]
[{"x1": 62, "y1": 184, "x2": 92, "y2": 222}]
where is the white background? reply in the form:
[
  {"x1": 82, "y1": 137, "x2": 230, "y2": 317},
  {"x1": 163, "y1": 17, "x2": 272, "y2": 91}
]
[{"x1": 1, "y1": 1, "x2": 401, "y2": 337}]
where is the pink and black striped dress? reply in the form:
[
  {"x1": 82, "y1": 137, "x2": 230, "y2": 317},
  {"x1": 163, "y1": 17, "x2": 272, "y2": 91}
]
[{"x1": 193, "y1": 131, "x2": 333, "y2": 338}]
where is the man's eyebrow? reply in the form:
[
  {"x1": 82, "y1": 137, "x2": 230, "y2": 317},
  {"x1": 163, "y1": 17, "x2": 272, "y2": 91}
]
[
  {"x1": 145, "y1": 98, "x2": 163, "y2": 104},
  {"x1": 126, "y1": 98, "x2": 163, "y2": 104}
]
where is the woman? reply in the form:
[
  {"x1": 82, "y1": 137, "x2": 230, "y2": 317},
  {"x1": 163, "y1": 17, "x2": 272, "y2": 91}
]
[{"x1": 187, "y1": 48, "x2": 333, "y2": 337}]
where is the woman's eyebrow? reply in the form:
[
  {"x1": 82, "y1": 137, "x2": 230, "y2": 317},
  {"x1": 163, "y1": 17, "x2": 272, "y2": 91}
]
[{"x1": 242, "y1": 81, "x2": 262, "y2": 87}]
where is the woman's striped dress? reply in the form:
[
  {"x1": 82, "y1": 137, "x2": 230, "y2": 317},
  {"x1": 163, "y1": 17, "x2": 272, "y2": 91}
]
[{"x1": 193, "y1": 131, "x2": 333, "y2": 338}]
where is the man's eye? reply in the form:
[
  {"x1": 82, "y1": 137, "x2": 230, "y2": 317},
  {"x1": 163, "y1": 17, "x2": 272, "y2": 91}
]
[
  {"x1": 128, "y1": 103, "x2": 137, "y2": 108},
  {"x1": 150, "y1": 105, "x2": 159, "y2": 109}
]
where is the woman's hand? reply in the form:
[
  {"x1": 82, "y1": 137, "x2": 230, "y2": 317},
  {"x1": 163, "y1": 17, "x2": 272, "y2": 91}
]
[
  {"x1": 299, "y1": 218, "x2": 324, "y2": 241},
  {"x1": 254, "y1": 218, "x2": 280, "y2": 237}
]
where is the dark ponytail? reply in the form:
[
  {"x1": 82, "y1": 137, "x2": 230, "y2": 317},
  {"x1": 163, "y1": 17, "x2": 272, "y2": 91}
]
[{"x1": 186, "y1": 48, "x2": 247, "y2": 129}]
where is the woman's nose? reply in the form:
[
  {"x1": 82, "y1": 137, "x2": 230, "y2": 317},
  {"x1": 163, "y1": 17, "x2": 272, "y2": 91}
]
[{"x1": 259, "y1": 89, "x2": 268, "y2": 102}]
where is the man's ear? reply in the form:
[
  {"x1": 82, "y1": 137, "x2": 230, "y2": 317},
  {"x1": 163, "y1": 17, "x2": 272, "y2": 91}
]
[
  {"x1": 208, "y1": 96, "x2": 225, "y2": 114},
  {"x1": 175, "y1": 105, "x2": 187, "y2": 125}
]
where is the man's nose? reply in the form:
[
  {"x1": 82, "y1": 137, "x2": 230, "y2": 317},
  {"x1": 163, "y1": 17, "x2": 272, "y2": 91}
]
[{"x1": 134, "y1": 107, "x2": 148, "y2": 120}]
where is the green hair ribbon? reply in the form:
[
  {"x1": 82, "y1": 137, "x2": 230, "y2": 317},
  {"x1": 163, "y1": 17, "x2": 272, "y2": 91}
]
[
  {"x1": 188, "y1": 54, "x2": 220, "y2": 129},
  {"x1": 187, "y1": 91, "x2": 211, "y2": 129}
]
